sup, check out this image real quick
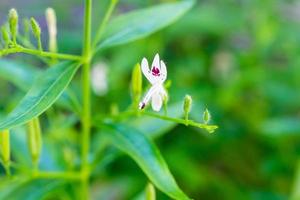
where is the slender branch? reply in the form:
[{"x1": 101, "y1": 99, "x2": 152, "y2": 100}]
[
  {"x1": 17, "y1": 35, "x2": 52, "y2": 65},
  {"x1": 0, "y1": 46, "x2": 82, "y2": 61},
  {"x1": 81, "y1": 0, "x2": 92, "y2": 198},
  {"x1": 32, "y1": 171, "x2": 81, "y2": 180},
  {"x1": 94, "y1": 109, "x2": 218, "y2": 133},
  {"x1": 142, "y1": 111, "x2": 218, "y2": 131},
  {"x1": 92, "y1": 0, "x2": 118, "y2": 48}
]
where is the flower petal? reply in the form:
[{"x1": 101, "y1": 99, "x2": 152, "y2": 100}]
[
  {"x1": 151, "y1": 53, "x2": 160, "y2": 70},
  {"x1": 151, "y1": 91, "x2": 163, "y2": 111},
  {"x1": 141, "y1": 58, "x2": 155, "y2": 84},
  {"x1": 159, "y1": 85, "x2": 168, "y2": 101},
  {"x1": 160, "y1": 60, "x2": 167, "y2": 82},
  {"x1": 139, "y1": 85, "x2": 159, "y2": 109}
]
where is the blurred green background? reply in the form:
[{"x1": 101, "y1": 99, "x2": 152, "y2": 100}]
[{"x1": 1, "y1": 0, "x2": 300, "y2": 199}]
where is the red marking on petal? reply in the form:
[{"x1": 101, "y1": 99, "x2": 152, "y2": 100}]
[{"x1": 151, "y1": 67, "x2": 160, "y2": 76}]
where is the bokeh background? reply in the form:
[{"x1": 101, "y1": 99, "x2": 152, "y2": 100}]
[{"x1": 0, "y1": 0, "x2": 300, "y2": 199}]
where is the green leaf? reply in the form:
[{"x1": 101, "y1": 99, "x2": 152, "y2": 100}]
[
  {"x1": 102, "y1": 123, "x2": 191, "y2": 200},
  {"x1": 260, "y1": 117, "x2": 300, "y2": 136},
  {"x1": 0, "y1": 59, "x2": 81, "y2": 113},
  {"x1": 96, "y1": 0, "x2": 195, "y2": 52},
  {"x1": 0, "y1": 61, "x2": 80, "y2": 131},
  {"x1": 127, "y1": 102, "x2": 183, "y2": 138},
  {"x1": 0, "y1": 59, "x2": 40, "y2": 90},
  {"x1": 0, "y1": 178, "x2": 67, "y2": 200}
]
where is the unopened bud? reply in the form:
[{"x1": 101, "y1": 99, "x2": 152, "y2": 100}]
[
  {"x1": 132, "y1": 63, "x2": 142, "y2": 105},
  {"x1": 110, "y1": 103, "x2": 119, "y2": 116},
  {"x1": 27, "y1": 118, "x2": 42, "y2": 166},
  {"x1": 1, "y1": 26, "x2": 10, "y2": 45},
  {"x1": 145, "y1": 183, "x2": 156, "y2": 200},
  {"x1": 23, "y1": 18, "x2": 31, "y2": 39},
  {"x1": 183, "y1": 95, "x2": 192, "y2": 114},
  {"x1": 8, "y1": 8, "x2": 18, "y2": 43},
  {"x1": 30, "y1": 17, "x2": 41, "y2": 39},
  {"x1": 203, "y1": 108, "x2": 211, "y2": 124},
  {"x1": 45, "y1": 8, "x2": 57, "y2": 53},
  {"x1": 30, "y1": 18, "x2": 43, "y2": 50},
  {"x1": 164, "y1": 80, "x2": 172, "y2": 89},
  {"x1": 0, "y1": 130, "x2": 10, "y2": 165}
]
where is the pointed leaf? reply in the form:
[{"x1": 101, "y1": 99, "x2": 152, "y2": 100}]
[
  {"x1": 102, "y1": 123, "x2": 191, "y2": 200},
  {"x1": 0, "y1": 59, "x2": 40, "y2": 90},
  {"x1": 96, "y1": 0, "x2": 195, "y2": 52},
  {"x1": 0, "y1": 59, "x2": 80, "y2": 113},
  {"x1": 0, "y1": 61, "x2": 80, "y2": 131}
]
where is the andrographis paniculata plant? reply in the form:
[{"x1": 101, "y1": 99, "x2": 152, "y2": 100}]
[{"x1": 0, "y1": 1, "x2": 217, "y2": 199}]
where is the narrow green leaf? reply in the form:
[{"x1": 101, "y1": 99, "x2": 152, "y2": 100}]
[
  {"x1": 0, "y1": 59, "x2": 81, "y2": 113},
  {"x1": 96, "y1": 0, "x2": 195, "y2": 52},
  {"x1": 0, "y1": 61, "x2": 80, "y2": 131},
  {"x1": 0, "y1": 179, "x2": 66, "y2": 200},
  {"x1": 0, "y1": 59, "x2": 40, "y2": 90},
  {"x1": 102, "y1": 123, "x2": 191, "y2": 200},
  {"x1": 127, "y1": 102, "x2": 183, "y2": 138}
]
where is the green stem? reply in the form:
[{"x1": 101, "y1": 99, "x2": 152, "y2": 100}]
[
  {"x1": 143, "y1": 111, "x2": 218, "y2": 130},
  {"x1": 32, "y1": 171, "x2": 81, "y2": 180},
  {"x1": 17, "y1": 35, "x2": 51, "y2": 65},
  {"x1": 0, "y1": 46, "x2": 82, "y2": 61},
  {"x1": 291, "y1": 160, "x2": 300, "y2": 200},
  {"x1": 81, "y1": 0, "x2": 92, "y2": 199},
  {"x1": 92, "y1": 0, "x2": 118, "y2": 48},
  {"x1": 94, "y1": 110, "x2": 218, "y2": 133},
  {"x1": 37, "y1": 36, "x2": 43, "y2": 52},
  {"x1": 4, "y1": 164, "x2": 11, "y2": 176}
]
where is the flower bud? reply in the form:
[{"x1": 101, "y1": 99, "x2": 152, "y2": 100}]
[
  {"x1": 183, "y1": 95, "x2": 192, "y2": 121},
  {"x1": 164, "y1": 80, "x2": 172, "y2": 89},
  {"x1": 23, "y1": 18, "x2": 31, "y2": 39},
  {"x1": 131, "y1": 63, "x2": 142, "y2": 105},
  {"x1": 30, "y1": 17, "x2": 41, "y2": 39},
  {"x1": 145, "y1": 183, "x2": 156, "y2": 200},
  {"x1": 27, "y1": 118, "x2": 42, "y2": 167},
  {"x1": 45, "y1": 8, "x2": 57, "y2": 53},
  {"x1": 1, "y1": 26, "x2": 10, "y2": 46},
  {"x1": 203, "y1": 108, "x2": 211, "y2": 124},
  {"x1": 0, "y1": 130, "x2": 10, "y2": 165},
  {"x1": 110, "y1": 103, "x2": 119, "y2": 116},
  {"x1": 30, "y1": 18, "x2": 43, "y2": 51},
  {"x1": 8, "y1": 8, "x2": 18, "y2": 43}
]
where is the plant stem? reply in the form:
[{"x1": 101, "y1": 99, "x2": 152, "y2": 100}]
[
  {"x1": 94, "y1": 109, "x2": 218, "y2": 133},
  {"x1": 143, "y1": 111, "x2": 218, "y2": 130},
  {"x1": 81, "y1": 0, "x2": 92, "y2": 199},
  {"x1": 0, "y1": 46, "x2": 82, "y2": 61},
  {"x1": 31, "y1": 171, "x2": 81, "y2": 180},
  {"x1": 92, "y1": 0, "x2": 118, "y2": 48},
  {"x1": 37, "y1": 37, "x2": 43, "y2": 52}
]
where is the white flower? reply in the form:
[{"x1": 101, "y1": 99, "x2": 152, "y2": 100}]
[
  {"x1": 139, "y1": 53, "x2": 168, "y2": 112},
  {"x1": 91, "y1": 62, "x2": 108, "y2": 96}
]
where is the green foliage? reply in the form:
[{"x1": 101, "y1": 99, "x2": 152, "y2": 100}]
[
  {"x1": 0, "y1": 59, "x2": 39, "y2": 90},
  {"x1": 96, "y1": 0, "x2": 195, "y2": 51},
  {"x1": 0, "y1": 0, "x2": 224, "y2": 199},
  {"x1": 102, "y1": 123, "x2": 191, "y2": 200},
  {"x1": 0, "y1": 62, "x2": 79, "y2": 131}
]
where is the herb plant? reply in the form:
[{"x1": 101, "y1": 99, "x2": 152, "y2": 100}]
[{"x1": 0, "y1": 0, "x2": 218, "y2": 199}]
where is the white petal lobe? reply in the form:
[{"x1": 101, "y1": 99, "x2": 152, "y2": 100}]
[
  {"x1": 151, "y1": 53, "x2": 160, "y2": 70},
  {"x1": 141, "y1": 58, "x2": 155, "y2": 84},
  {"x1": 160, "y1": 60, "x2": 167, "y2": 82},
  {"x1": 151, "y1": 92, "x2": 163, "y2": 111}
]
